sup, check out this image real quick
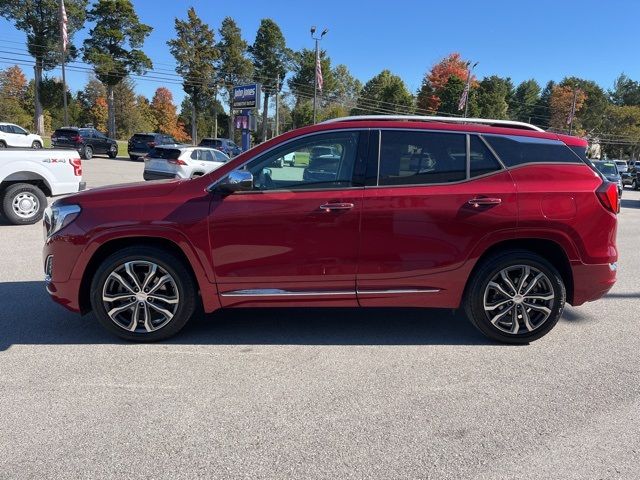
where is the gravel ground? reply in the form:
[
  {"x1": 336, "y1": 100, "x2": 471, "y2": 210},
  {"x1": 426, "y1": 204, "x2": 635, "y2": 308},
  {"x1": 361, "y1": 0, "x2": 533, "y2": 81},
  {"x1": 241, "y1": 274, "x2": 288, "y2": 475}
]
[{"x1": 0, "y1": 157, "x2": 638, "y2": 479}]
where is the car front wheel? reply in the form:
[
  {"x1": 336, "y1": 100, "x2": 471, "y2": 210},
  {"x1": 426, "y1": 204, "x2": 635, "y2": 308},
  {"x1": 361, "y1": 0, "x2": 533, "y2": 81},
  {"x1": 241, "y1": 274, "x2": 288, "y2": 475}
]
[
  {"x1": 83, "y1": 145, "x2": 93, "y2": 160},
  {"x1": 90, "y1": 247, "x2": 197, "y2": 341},
  {"x1": 108, "y1": 144, "x2": 118, "y2": 158},
  {"x1": 464, "y1": 250, "x2": 565, "y2": 344}
]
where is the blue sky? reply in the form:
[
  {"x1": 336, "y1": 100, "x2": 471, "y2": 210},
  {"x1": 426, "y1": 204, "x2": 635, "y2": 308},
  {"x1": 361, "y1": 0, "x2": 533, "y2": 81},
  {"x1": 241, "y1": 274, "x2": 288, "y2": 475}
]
[{"x1": 0, "y1": 0, "x2": 637, "y2": 106}]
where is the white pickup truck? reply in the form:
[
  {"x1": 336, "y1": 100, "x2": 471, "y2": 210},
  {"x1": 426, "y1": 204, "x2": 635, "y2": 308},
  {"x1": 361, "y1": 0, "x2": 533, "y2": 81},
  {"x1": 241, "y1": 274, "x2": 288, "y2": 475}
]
[{"x1": 0, "y1": 149, "x2": 85, "y2": 225}]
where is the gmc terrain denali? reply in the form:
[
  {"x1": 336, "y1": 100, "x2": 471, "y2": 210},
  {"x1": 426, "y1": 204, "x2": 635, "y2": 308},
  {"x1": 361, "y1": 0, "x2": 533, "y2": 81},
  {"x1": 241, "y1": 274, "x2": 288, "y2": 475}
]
[{"x1": 43, "y1": 116, "x2": 618, "y2": 343}]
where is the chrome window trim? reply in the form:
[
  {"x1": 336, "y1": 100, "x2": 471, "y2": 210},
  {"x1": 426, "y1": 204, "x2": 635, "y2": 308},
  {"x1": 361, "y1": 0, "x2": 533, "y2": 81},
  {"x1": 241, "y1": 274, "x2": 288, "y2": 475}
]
[
  {"x1": 357, "y1": 288, "x2": 441, "y2": 294},
  {"x1": 465, "y1": 133, "x2": 471, "y2": 179},
  {"x1": 206, "y1": 128, "x2": 371, "y2": 193}
]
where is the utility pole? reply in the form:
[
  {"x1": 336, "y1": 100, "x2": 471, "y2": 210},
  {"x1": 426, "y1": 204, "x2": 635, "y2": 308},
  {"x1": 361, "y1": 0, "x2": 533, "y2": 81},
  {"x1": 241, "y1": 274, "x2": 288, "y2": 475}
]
[
  {"x1": 59, "y1": 0, "x2": 68, "y2": 126},
  {"x1": 311, "y1": 26, "x2": 328, "y2": 124},
  {"x1": 463, "y1": 61, "x2": 478, "y2": 119},
  {"x1": 274, "y1": 76, "x2": 280, "y2": 137},
  {"x1": 568, "y1": 89, "x2": 578, "y2": 135},
  {"x1": 213, "y1": 87, "x2": 218, "y2": 138}
]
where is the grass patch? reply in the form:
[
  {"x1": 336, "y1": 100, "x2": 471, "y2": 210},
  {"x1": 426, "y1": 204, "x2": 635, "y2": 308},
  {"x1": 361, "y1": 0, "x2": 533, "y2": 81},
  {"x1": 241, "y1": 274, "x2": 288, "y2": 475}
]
[{"x1": 294, "y1": 151, "x2": 310, "y2": 166}]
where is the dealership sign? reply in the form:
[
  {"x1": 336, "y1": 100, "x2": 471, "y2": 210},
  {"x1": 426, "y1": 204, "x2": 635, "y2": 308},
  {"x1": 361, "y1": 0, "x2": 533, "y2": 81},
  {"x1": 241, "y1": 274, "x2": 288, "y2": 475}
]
[{"x1": 233, "y1": 84, "x2": 261, "y2": 109}]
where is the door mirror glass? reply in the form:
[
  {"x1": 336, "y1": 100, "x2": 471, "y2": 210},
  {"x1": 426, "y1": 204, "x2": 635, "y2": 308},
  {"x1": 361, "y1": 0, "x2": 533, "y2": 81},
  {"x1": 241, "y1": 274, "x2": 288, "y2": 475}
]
[{"x1": 217, "y1": 170, "x2": 253, "y2": 193}]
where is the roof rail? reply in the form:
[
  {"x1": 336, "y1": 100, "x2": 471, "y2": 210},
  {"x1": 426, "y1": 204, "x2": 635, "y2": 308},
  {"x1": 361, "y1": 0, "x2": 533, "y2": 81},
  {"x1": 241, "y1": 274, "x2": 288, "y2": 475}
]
[{"x1": 320, "y1": 115, "x2": 545, "y2": 132}]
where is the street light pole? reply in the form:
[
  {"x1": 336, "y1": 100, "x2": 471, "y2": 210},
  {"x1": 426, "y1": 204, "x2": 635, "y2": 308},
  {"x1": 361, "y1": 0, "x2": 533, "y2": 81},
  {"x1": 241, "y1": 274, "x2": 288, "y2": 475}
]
[
  {"x1": 464, "y1": 61, "x2": 478, "y2": 119},
  {"x1": 311, "y1": 26, "x2": 328, "y2": 124}
]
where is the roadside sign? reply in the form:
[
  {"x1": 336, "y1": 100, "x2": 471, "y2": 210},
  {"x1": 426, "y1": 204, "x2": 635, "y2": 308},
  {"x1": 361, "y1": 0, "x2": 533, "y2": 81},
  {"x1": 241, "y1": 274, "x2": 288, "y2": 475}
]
[{"x1": 233, "y1": 84, "x2": 262, "y2": 109}]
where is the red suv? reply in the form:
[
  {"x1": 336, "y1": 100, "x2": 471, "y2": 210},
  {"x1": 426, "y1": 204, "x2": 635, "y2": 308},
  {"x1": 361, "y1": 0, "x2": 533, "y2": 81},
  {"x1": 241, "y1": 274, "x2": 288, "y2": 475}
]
[{"x1": 43, "y1": 116, "x2": 618, "y2": 343}]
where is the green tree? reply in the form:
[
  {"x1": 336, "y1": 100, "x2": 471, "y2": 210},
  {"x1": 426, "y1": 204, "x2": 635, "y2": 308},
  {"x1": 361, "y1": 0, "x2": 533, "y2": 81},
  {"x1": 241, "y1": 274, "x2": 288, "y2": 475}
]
[
  {"x1": 217, "y1": 17, "x2": 253, "y2": 139},
  {"x1": 475, "y1": 75, "x2": 513, "y2": 119},
  {"x1": 600, "y1": 105, "x2": 640, "y2": 159},
  {"x1": 509, "y1": 79, "x2": 541, "y2": 122},
  {"x1": 112, "y1": 77, "x2": 154, "y2": 138},
  {"x1": 610, "y1": 74, "x2": 640, "y2": 106},
  {"x1": 168, "y1": 7, "x2": 218, "y2": 144},
  {"x1": 331, "y1": 64, "x2": 362, "y2": 106},
  {"x1": 250, "y1": 18, "x2": 290, "y2": 141},
  {"x1": 0, "y1": 0, "x2": 87, "y2": 134},
  {"x1": 0, "y1": 65, "x2": 31, "y2": 128},
  {"x1": 289, "y1": 48, "x2": 335, "y2": 103},
  {"x1": 83, "y1": 0, "x2": 152, "y2": 138},
  {"x1": 560, "y1": 77, "x2": 609, "y2": 133},
  {"x1": 434, "y1": 75, "x2": 465, "y2": 115},
  {"x1": 352, "y1": 70, "x2": 413, "y2": 115},
  {"x1": 531, "y1": 80, "x2": 555, "y2": 129}
]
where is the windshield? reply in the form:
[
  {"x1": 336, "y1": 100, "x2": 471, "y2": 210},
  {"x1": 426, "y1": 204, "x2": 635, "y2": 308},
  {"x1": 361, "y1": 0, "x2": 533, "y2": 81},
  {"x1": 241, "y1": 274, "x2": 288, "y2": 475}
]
[
  {"x1": 148, "y1": 148, "x2": 181, "y2": 159},
  {"x1": 595, "y1": 163, "x2": 618, "y2": 175}
]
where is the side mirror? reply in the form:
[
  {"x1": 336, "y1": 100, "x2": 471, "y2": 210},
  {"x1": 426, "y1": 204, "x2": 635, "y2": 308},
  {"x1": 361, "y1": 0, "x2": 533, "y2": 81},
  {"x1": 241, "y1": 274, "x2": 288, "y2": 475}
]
[{"x1": 216, "y1": 170, "x2": 253, "y2": 193}]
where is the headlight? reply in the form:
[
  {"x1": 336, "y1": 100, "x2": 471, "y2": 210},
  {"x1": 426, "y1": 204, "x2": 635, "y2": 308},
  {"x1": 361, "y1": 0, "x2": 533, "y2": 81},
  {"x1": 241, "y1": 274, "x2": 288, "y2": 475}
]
[{"x1": 44, "y1": 204, "x2": 81, "y2": 238}]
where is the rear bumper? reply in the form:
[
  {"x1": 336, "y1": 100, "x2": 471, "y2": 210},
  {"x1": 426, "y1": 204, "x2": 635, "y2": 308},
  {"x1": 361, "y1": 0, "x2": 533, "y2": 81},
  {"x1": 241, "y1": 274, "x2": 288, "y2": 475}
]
[
  {"x1": 570, "y1": 261, "x2": 617, "y2": 306},
  {"x1": 143, "y1": 170, "x2": 176, "y2": 181}
]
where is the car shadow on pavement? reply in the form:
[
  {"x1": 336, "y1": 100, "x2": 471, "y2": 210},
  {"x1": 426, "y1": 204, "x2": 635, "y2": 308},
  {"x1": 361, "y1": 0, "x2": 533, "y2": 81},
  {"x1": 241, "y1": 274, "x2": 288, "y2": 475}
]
[
  {"x1": 621, "y1": 198, "x2": 640, "y2": 209},
  {"x1": 0, "y1": 281, "x2": 498, "y2": 349}
]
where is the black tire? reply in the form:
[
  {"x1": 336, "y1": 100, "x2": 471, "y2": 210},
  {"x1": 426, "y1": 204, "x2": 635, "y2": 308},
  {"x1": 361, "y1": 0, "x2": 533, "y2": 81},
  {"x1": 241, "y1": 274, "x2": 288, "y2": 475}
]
[
  {"x1": 108, "y1": 144, "x2": 118, "y2": 158},
  {"x1": 1, "y1": 183, "x2": 47, "y2": 225},
  {"x1": 0, "y1": 141, "x2": 6, "y2": 148},
  {"x1": 129, "y1": 155, "x2": 139, "y2": 161},
  {"x1": 31, "y1": 140, "x2": 42, "y2": 149},
  {"x1": 463, "y1": 249, "x2": 566, "y2": 344},
  {"x1": 90, "y1": 246, "x2": 197, "y2": 342},
  {"x1": 82, "y1": 145, "x2": 93, "y2": 160},
  {"x1": 633, "y1": 179, "x2": 639, "y2": 191}
]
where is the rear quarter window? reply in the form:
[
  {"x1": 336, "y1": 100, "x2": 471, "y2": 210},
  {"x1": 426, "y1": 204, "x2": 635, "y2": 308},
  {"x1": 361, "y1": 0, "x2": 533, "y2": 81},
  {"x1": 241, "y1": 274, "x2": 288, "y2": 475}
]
[
  {"x1": 148, "y1": 148, "x2": 181, "y2": 159},
  {"x1": 484, "y1": 135, "x2": 582, "y2": 167}
]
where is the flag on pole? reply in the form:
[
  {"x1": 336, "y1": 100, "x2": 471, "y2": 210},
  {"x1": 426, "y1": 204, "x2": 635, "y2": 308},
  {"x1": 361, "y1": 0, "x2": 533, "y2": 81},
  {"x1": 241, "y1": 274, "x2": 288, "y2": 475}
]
[
  {"x1": 458, "y1": 81, "x2": 469, "y2": 111},
  {"x1": 59, "y1": 0, "x2": 68, "y2": 52},
  {"x1": 315, "y1": 53, "x2": 324, "y2": 92}
]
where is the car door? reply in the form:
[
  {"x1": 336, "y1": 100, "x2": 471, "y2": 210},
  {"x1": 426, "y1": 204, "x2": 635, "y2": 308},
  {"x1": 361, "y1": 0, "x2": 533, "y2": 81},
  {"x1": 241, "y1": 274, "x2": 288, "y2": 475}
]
[
  {"x1": 208, "y1": 129, "x2": 369, "y2": 307},
  {"x1": 357, "y1": 129, "x2": 517, "y2": 308},
  {"x1": 8, "y1": 125, "x2": 27, "y2": 147}
]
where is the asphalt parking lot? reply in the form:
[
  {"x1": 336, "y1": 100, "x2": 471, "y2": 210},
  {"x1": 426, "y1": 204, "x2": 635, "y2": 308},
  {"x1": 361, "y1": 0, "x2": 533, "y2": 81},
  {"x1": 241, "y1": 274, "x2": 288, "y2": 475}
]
[{"x1": 1, "y1": 157, "x2": 639, "y2": 479}]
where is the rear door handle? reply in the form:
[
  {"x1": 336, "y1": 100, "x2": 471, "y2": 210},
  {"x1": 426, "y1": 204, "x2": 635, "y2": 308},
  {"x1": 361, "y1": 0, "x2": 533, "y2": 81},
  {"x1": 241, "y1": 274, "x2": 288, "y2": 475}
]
[
  {"x1": 319, "y1": 202, "x2": 355, "y2": 212},
  {"x1": 468, "y1": 197, "x2": 502, "y2": 207}
]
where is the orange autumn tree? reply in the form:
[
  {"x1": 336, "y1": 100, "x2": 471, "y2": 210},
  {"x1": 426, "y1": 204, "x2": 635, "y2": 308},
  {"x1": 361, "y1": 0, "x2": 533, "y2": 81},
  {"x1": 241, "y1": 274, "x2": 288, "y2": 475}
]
[
  {"x1": 150, "y1": 87, "x2": 190, "y2": 142},
  {"x1": 90, "y1": 97, "x2": 108, "y2": 131},
  {"x1": 549, "y1": 85, "x2": 587, "y2": 133},
  {"x1": 417, "y1": 53, "x2": 476, "y2": 113}
]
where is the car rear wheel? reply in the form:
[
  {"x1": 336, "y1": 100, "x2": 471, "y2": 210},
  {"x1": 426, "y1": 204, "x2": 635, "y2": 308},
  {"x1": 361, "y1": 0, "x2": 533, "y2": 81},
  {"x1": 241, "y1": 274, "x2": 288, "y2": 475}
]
[
  {"x1": 633, "y1": 179, "x2": 639, "y2": 190},
  {"x1": 31, "y1": 140, "x2": 42, "y2": 149},
  {"x1": 82, "y1": 145, "x2": 93, "y2": 160},
  {"x1": 0, "y1": 141, "x2": 6, "y2": 148},
  {"x1": 1, "y1": 183, "x2": 47, "y2": 225},
  {"x1": 464, "y1": 250, "x2": 565, "y2": 344},
  {"x1": 90, "y1": 246, "x2": 197, "y2": 341}
]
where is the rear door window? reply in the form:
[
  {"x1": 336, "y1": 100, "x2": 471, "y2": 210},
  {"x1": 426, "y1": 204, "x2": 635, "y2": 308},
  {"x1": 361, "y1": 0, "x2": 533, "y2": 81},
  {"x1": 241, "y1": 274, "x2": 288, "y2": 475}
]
[
  {"x1": 378, "y1": 130, "x2": 467, "y2": 185},
  {"x1": 200, "y1": 150, "x2": 214, "y2": 162},
  {"x1": 470, "y1": 136, "x2": 502, "y2": 177}
]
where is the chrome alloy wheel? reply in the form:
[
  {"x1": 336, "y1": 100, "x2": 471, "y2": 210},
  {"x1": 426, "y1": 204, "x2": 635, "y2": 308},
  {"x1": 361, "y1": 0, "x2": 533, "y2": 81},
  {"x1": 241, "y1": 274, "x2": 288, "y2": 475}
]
[
  {"x1": 483, "y1": 265, "x2": 555, "y2": 335},
  {"x1": 12, "y1": 192, "x2": 40, "y2": 219},
  {"x1": 102, "y1": 261, "x2": 179, "y2": 333}
]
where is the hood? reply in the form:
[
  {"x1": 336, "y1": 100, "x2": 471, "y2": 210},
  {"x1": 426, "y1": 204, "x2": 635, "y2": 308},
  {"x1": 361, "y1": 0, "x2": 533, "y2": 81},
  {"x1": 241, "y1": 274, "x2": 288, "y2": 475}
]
[{"x1": 60, "y1": 179, "x2": 183, "y2": 205}]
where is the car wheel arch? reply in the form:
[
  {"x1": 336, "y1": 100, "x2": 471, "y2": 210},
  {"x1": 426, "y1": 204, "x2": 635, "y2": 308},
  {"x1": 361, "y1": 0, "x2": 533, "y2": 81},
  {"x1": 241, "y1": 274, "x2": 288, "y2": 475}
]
[
  {"x1": 463, "y1": 238, "x2": 574, "y2": 306},
  {"x1": 77, "y1": 234, "x2": 217, "y2": 315}
]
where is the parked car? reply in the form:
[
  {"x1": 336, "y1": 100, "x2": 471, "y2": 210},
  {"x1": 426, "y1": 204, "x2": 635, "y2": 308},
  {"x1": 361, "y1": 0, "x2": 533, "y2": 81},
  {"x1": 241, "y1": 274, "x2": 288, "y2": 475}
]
[
  {"x1": 0, "y1": 148, "x2": 84, "y2": 224},
  {"x1": 43, "y1": 115, "x2": 618, "y2": 344},
  {"x1": 613, "y1": 160, "x2": 628, "y2": 174},
  {"x1": 622, "y1": 161, "x2": 640, "y2": 190},
  {"x1": 128, "y1": 133, "x2": 178, "y2": 161},
  {"x1": 143, "y1": 145, "x2": 229, "y2": 181},
  {"x1": 302, "y1": 146, "x2": 343, "y2": 182},
  {"x1": 593, "y1": 161, "x2": 623, "y2": 197},
  {"x1": 51, "y1": 127, "x2": 118, "y2": 160},
  {"x1": 199, "y1": 138, "x2": 242, "y2": 157},
  {"x1": 0, "y1": 122, "x2": 43, "y2": 149}
]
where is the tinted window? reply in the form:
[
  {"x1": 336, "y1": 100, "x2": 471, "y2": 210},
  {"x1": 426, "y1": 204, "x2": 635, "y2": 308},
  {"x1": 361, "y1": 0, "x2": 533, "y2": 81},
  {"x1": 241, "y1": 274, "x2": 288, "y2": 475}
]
[
  {"x1": 246, "y1": 131, "x2": 360, "y2": 191},
  {"x1": 379, "y1": 131, "x2": 466, "y2": 185},
  {"x1": 485, "y1": 135, "x2": 581, "y2": 167},
  {"x1": 149, "y1": 148, "x2": 181, "y2": 160},
  {"x1": 54, "y1": 128, "x2": 78, "y2": 137},
  {"x1": 0, "y1": 125, "x2": 8, "y2": 133},
  {"x1": 594, "y1": 162, "x2": 618, "y2": 175},
  {"x1": 79, "y1": 128, "x2": 93, "y2": 138},
  {"x1": 200, "y1": 150, "x2": 214, "y2": 162},
  {"x1": 190, "y1": 150, "x2": 200, "y2": 160},
  {"x1": 214, "y1": 151, "x2": 229, "y2": 162},
  {"x1": 10, "y1": 125, "x2": 26, "y2": 134},
  {"x1": 470, "y1": 136, "x2": 502, "y2": 177},
  {"x1": 132, "y1": 134, "x2": 155, "y2": 143}
]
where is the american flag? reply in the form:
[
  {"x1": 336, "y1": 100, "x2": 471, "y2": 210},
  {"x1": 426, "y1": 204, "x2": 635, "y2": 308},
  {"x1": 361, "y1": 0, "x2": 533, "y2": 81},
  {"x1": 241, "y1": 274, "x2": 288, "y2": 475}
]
[
  {"x1": 316, "y1": 52, "x2": 323, "y2": 92},
  {"x1": 458, "y1": 82, "x2": 469, "y2": 111},
  {"x1": 59, "y1": 0, "x2": 68, "y2": 52}
]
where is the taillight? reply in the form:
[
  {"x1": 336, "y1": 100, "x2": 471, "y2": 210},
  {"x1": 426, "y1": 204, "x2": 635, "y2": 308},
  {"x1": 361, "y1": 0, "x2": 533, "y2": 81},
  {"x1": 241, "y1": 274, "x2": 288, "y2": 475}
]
[
  {"x1": 71, "y1": 135, "x2": 81, "y2": 143},
  {"x1": 167, "y1": 158, "x2": 188, "y2": 165},
  {"x1": 70, "y1": 158, "x2": 82, "y2": 176},
  {"x1": 596, "y1": 181, "x2": 619, "y2": 214},
  {"x1": 147, "y1": 141, "x2": 156, "y2": 148}
]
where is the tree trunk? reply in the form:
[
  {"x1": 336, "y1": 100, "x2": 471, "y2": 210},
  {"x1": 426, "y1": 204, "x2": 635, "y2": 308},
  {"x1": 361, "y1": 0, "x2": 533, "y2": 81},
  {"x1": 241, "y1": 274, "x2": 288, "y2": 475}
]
[
  {"x1": 191, "y1": 101, "x2": 197, "y2": 145},
  {"x1": 261, "y1": 91, "x2": 269, "y2": 143},
  {"x1": 33, "y1": 60, "x2": 44, "y2": 135},
  {"x1": 107, "y1": 84, "x2": 116, "y2": 138}
]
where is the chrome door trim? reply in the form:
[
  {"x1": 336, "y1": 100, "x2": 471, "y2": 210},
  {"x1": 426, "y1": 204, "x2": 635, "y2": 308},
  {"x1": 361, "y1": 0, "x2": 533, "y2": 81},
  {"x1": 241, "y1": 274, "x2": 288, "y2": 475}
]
[
  {"x1": 220, "y1": 289, "x2": 355, "y2": 297},
  {"x1": 357, "y1": 288, "x2": 441, "y2": 294}
]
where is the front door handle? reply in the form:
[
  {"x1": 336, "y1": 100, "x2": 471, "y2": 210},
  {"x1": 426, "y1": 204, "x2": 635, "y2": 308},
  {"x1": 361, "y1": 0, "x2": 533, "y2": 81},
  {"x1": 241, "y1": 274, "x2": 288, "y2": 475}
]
[
  {"x1": 468, "y1": 197, "x2": 502, "y2": 207},
  {"x1": 319, "y1": 202, "x2": 354, "y2": 212}
]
